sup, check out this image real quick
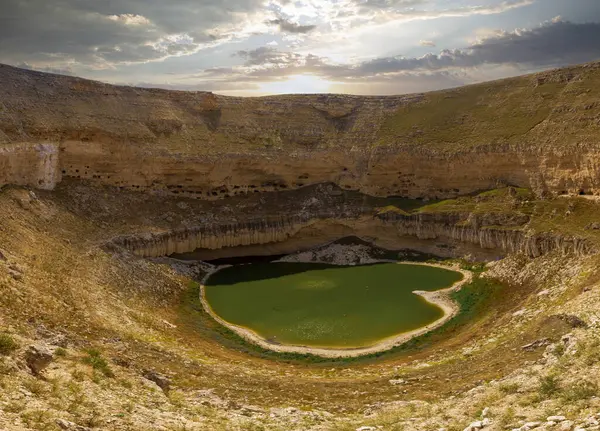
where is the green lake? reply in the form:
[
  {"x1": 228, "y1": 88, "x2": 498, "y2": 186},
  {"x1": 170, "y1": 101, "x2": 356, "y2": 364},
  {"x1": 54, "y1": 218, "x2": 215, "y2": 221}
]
[{"x1": 204, "y1": 262, "x2": 463, "y2": 348}]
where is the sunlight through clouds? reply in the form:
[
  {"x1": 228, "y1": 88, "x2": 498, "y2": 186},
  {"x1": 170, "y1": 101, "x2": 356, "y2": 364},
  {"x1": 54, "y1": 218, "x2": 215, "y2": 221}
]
[
  {"x1": 2, "y1": 0, "x2": 600, "y2": 95},
  {"x1": 258, "y1": 74, "x2": 335, "y2": 94}
]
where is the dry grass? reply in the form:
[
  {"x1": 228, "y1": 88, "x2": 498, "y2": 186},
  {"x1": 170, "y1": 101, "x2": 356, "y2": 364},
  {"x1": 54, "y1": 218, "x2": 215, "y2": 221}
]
[
  {"x1": 377, "y1": 65, "x2": 600, "y2": 152},
  {"x1": 1, "y1": 180, "x2": 600, "y2": 429}
]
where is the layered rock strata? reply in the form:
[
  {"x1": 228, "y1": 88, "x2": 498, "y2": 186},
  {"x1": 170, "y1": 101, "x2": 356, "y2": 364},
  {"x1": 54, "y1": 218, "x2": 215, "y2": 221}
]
[
  {"x1": 2, "y1": 62, "x2": 600, "y2": 199},
  {"x1": 110, "y1": 211, "x2": 595, "y2": 260},
  {"x1": 0, "y1": 142, "x2": 60, "y2": 190}
]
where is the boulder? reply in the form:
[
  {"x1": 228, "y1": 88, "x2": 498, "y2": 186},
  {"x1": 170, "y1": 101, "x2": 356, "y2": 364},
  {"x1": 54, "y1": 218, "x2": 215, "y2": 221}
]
[
  {"x1": 555, "y1": 314, "x2": 588, "y2": 328},
  {"x1": 143, "y1": 370, "x2": 171, "y2": 392},
  {"x1": 522, "y1": 338, "x2": 550, "y2": 351},
  {"x1": 56, "y1": 419, "x2": 91, "y2": 431},
  {"x1": 558, "y1": 421, "x2": 574, "y2": 431},
  {"x1": 548, "y1": 416, "x2": 567, "y2": 422},
  {"x1": 24, "y1": 344, "x2": 53, "y2": 375}
]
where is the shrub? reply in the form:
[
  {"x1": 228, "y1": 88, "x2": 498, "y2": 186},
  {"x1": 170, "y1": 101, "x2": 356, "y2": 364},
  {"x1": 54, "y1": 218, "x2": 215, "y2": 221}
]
[
  {"x1": 0, "y1": 333, "x2": 18, "y2": 355},
  {"x1": 499, "y1": 382, "x2": 520, "y2": 394},
  {"x1": 23, "y1": 377, "x2": 46, "y2": 395},
  {"x1": 538, "y1": 374, "x2": 561, "y2": 398},
  {"x1": 82, "y1": 349, "x2": 114, "y2": 378},
  {"x1": 562, "y1": 380, "x2": 598, "y2": 401}
]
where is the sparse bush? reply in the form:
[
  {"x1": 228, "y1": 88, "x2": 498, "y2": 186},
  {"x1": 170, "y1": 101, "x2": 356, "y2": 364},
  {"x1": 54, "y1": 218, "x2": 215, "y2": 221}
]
[
  {"x1": 82, "y1": 349, "x2": 114, "y2": 378},
  {"x1": 553, "y1": 343, "x2": 566, "y2": 357},
  {"x1": 459, "y1": 261, "x2": 486, "y2": 273},
  {"x1": 119, "y1": 378, "x2": 133, "y2": 389},
  {"x1": 0, "y1": 357, "x2": 13, "y2": 375},
  {"x1": 3, "y1": 400, "x2": 26, "y2": 413},
  {"x1": 20, "y1": 409, "x2": 54, "y2": 431},
  {"x1": 55, "y1": 347, "x2": 67, "y2": 357},
  {"x1": 0, "y1": 333, "x2": 18, "y2": 355},
  {"x1": 499, "y1": 382, "x2": 520, "y2": 394},
  {"x1": 80, "y1": 409, "x2": 104, "y2": 428},
  {"x1": 23, "y1": 377, "x2": 46, "y2": 395},
  {"x1": 71, "y1": 368, "x2": 86, "y2": 382},
  {"x1": 168, "y1": 390, "x2": 187, "y2": 407},
  {"x1": 498, "y1": 406, "x2": 516, "y2": 428},
  {"x1": 538, "y1": 374, "x2": 561, "y2": 398},
  {"x1": 562, "y1": 380, "x2": 598, "y2": 401},
  {"x1": 580, "y1": 339, "x2": 600, "y2": 366}
]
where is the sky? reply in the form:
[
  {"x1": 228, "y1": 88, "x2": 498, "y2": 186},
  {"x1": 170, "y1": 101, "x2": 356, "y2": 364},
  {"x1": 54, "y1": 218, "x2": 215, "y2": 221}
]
[{"x1": 2, "y1": 0, "x2": 600, "y2": 96}]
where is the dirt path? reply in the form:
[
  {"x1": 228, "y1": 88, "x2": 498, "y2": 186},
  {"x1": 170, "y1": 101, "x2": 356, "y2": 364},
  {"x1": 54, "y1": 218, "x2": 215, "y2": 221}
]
[{"x1": 199, "y1": 261, "x2": 473, "y2": 358}]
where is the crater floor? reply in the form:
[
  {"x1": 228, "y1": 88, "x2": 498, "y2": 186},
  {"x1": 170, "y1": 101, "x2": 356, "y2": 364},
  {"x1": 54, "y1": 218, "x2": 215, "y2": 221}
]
[{"x1": 203, "y1": 262, "x2": 463, "y2": 350}]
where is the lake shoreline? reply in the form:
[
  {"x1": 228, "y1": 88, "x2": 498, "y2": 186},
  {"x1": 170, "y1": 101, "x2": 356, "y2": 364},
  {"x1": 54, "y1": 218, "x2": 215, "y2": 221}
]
[{"x1": 199, "y1": 261, "x2": 472, "y2": 358}]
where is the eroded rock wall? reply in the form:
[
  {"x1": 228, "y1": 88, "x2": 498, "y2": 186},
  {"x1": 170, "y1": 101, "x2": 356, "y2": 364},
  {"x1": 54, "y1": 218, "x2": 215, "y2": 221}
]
[
  {"x1": 109, "y1": 212, "x2": 596, "y2": 260},
  {"x1": 0, "y1": 142, "x2": 60, "y2": 190},
  {"x1": 2, "y1": 63, "x2": 600, "y2": 198},
  {"x1": 56, "y1": 143, "x2": 600, "y2": 200}
]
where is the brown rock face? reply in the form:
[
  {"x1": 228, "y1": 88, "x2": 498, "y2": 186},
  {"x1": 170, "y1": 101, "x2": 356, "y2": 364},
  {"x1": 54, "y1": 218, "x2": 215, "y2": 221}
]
[
  {"x1": 1, "y1": 62, "x2": 600, "y2": 199},
  {"x1": 24, "y1": 344, "x2": 53, "y2": 375},
  {"x1": 110, "y1": 212, "x2": 595, "y2": 260}
]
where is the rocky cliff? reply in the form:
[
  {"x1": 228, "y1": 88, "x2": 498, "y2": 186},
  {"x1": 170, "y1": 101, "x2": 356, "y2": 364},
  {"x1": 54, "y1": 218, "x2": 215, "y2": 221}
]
[
  {"x1": 2, "y1": 62, "x2": 600, "y2": 199},
  {"x1": 109, "y1": 210, "x2": 596, "y2": 260},
  {"x1": 0, "y1": 142, "x2": 60, "y2": 190}
]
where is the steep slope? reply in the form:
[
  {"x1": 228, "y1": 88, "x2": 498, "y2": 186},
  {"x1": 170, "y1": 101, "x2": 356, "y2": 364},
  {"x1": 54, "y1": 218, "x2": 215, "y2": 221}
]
[
  {"x1": 1, "y1": 62, "x2": 600, "y2": 199},
  {"x1": 3, "y1": 62, "x2": 600, "y2": 431}
]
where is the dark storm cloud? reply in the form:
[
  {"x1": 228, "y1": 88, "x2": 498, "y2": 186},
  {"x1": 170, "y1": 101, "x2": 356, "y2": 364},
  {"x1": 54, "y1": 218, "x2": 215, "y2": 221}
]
[
  {"x1": 0, "y1": 0, "x2": 264, "y2": 66},
  {"x1": 267, "y1": 17, "x2": 317, "y2": 33}
]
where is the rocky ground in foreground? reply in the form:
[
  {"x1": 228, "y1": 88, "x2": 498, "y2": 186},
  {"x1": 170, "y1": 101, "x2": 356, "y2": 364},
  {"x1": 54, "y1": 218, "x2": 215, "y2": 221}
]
[{"x1": 1, "y1": 183, "x2": 600, "y2": 430}]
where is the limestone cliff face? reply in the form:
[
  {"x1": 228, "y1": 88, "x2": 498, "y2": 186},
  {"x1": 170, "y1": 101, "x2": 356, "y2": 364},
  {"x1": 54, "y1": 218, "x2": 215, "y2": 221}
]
[
  {"x1": 110, "y1": 211, "x2": 595, "y2": 259},
  {"x1": 376, "y1": 212, "x2": 595, "y2": 257},
  {"x1": 2, "y1": 62, "x2": 600, "y2": 199},
  {"x1": 0, "y1": 142, "x2": 60, "y2": 190}
]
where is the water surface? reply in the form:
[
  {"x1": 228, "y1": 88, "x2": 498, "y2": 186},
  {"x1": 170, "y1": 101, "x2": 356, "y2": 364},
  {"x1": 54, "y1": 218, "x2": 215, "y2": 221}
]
[{"x1": 204, "y1": 262, "x2": 462, "y2": 348}]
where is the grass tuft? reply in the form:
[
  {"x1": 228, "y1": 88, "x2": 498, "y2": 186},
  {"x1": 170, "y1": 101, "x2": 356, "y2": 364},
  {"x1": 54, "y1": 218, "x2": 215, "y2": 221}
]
[
  {"x1": 0, "y1": 333, "x2": 19, "y2": 355},
  {"x1": 562, "y1": 380, "x2": 598, "y2": 402},
  {"x1": 538, "y1": 374, "x2": 561, "y2": 398},
  {"x1": 82, "y1": 349, "x2": 114, "y2": 378}
]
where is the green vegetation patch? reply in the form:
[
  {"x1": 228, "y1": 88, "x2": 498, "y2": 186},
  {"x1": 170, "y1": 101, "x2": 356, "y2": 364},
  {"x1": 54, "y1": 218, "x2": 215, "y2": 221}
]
[
  {"x1": 82, "y1": 348, "x2": 114, "y2": 377},
  {"x1": 204, "y1": 263, "x2": 462, "y2": 348},
  {"x1": 0, "y1": 333, "x2": 19, "y2": 355},
  {"x1": 179, "y1": 270, "x2": 505, "y2": 365}
]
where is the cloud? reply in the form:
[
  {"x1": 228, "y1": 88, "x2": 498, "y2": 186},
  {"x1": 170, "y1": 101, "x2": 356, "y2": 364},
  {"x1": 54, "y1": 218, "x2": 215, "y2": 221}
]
[
  {"x1": 107, "y1": 14, "x2": 152, "y2": 26},
  {"x1": 336, "y1": 0, "x2": 535, "y2": 29},
  {"x1": 267, "y1": 17, "x2": 317, "y2": 33},
  {"x1": 15, "y1": 62, "x2": 74, "y2": 76},
  {"x1": 236, "y1": 47, "x2": 304, "y2": 66},
  {"x1": 419, "y1": 40, "x2": 436, "y2": 47},
  {"x1": 352, "y1": 0, "x2": 426, "y2": 11},
  {"x1": 0, "y1": 0, "x2": 267, "y2": 68},
  {"x1": 192, "y1": 19, "x2": 600, "y2": 88},
  {"x1": 326, "y1": 19, "x2": 600, "y2": 78},
  {"x1": 0, "y1": 0, "x2": 539, "y2": 73}
]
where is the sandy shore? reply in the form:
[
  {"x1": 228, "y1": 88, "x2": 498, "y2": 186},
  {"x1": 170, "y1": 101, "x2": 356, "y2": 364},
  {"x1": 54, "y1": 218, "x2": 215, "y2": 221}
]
[{"x1": 199, "y1": 261, "x2": 473, "y2": 358}]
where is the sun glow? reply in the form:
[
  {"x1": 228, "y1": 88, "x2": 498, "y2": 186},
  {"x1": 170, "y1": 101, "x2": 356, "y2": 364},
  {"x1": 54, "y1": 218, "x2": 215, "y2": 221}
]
[{"x1": 258, "y1": 74, "x2": 333, "y2": 94}]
